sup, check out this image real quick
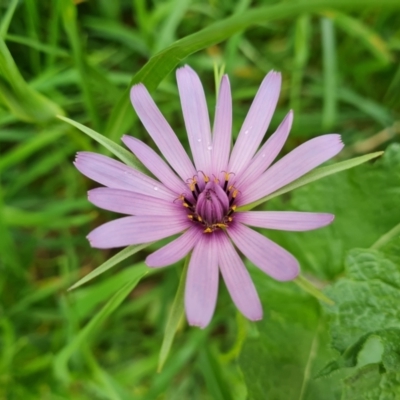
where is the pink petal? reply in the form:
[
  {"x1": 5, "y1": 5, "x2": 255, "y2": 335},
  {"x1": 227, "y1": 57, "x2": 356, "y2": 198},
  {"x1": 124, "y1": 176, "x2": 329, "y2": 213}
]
[
  {"x1": 88, "y1": 188, "x2": 183, "y2": 216},
  {"x1": 228, "y1": 71, "x2": 282, "y2": 175},
  {"x1": 146, "y1": 227, "x2": 201, "y2": 268},
  {"x1": 227, "y1": 222, "x2": 299, "y2": 281},
  {"x1": 185, "y1": 233, "x2": 219, "y2": 328},
  {"x1": 240, "y1": 134, "x2": 344, "y2": 205},
  {"x1": 235, "y1": 211, "x2": 334, "y2": 231},
  {"x1": 74, "y1": 152, "x2": 174, "y2": 200},
  {"x1": 235, "y1": 111, "x2": 293, "y2": 188},
  {"x1": 212, "y1": 75, "x2": 232, "y2": 176},
  {"x1": 130, "y1": 84, "x2": 196, "y2": 181},
  {"x1": 176, "y1": 65, "x2": 212, "y2": 174},
  {"x1": 122, "y1": 135, "x2": 187, "y2": 194},
  {"x1": 217, "y1": 232, "x2": 262, "y2": 321},
  {"x1": 87, "y1": 215, "x2": 190, "y2": 249}
]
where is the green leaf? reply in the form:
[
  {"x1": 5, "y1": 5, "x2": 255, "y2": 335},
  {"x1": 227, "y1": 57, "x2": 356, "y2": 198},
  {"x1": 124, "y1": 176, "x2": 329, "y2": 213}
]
[
  {"x1": 239, "y1": 275, "x2": 341, "y2": 400},
  {"x1": 105, "y1": 0, "x2": 400, "y2": 140},
  {"x1": 324, "y1": 247, "x2": 400, "y2": 354},
  {"x1": 57, "y1": 115, "x2": 149, "y2": 173},
  {"x1": 342, "y1": 365, "x2": 400, "y2": 400},
  {"x1": 238, "y1": 151, "x2": 383, "y2": 211},
  {"x1": 53, "y1": 265, "x2": 148, "y2": 383},
  {"x1": 158, "y1": 256, "x2": 189, "y2": 372},
  {"x1": 68, "y1": 243, "x2": 152, "y2": 290}
]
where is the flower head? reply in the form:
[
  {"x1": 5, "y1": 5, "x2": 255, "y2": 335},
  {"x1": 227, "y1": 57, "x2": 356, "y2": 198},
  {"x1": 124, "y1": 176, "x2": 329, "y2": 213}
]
[{"x1": 75, "y1": 66, "x2": 343, "y2": 328}]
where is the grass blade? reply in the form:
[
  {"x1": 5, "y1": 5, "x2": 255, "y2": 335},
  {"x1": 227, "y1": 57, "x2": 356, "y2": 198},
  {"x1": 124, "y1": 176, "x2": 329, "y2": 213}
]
[
  {"x1": 54, "y1": 266, "x2": 148, "y2": 383},
  {"x1": 57, "y1": 115, "x2": 148, "y2": 173},
  {"x1": 158, "y1": 256, "x2": 189, "y2": 372},
  {"x1": 68, "y1": 243, "x2": 152, "y2": 290},
  {"x1": 105, "y1": 0, "x2": 400, "y2": 140},
  {"x1": 238, "y1": 151, "x2": 383, "y2": 211}
]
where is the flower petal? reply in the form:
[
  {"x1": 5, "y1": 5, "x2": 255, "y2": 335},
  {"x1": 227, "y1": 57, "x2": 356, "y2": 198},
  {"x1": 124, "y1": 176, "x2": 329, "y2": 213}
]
[
  {"x1": 217, "y1": 232, "x2": 262, "y2": 321},
  {"x1": 87, "y1": 215, "x2": 190, "y2": 249},
  {"x1": 122, "y1": 135, "x2": 188, "y2": 194},
  {"x1": 212, "y1": 75, "x2": 232, "y2": 175},
  {"x1": 176, "y1": 65, "x2": 212, "y2": 173},
  {"x1": 74, "y1": 152, "x2": 174, "y2": 200},
  {"x1": 228, "y1": 222, "x2": 299, "y2": 281},
  {"x1": 236, "y1": 211, "x2": 334, "y2": 231},
  {"x1": 146, "y1": 227, "x2": 201, "y2": 268},
  {"x1": 228, "y1": 71, "x2": 282, "y2": 175},
  {"x1": 240, "y1": 134, "x2": 344, "y2": 205},
  {"x1": 185, "y1": 233, "x2": 219, "y2": 328},
  {"x1": 235, "y1": 111, "x2": 293, "y2": 188},
  {"x1": 130, "y1": 83, "x2": 196, "y2": 180},
  {"x1": 88, "y1": 188, "x2": 183, "y2": 216}
]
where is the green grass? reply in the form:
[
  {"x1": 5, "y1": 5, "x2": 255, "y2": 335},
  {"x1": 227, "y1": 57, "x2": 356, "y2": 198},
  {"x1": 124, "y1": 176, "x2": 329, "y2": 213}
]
[{"x1": 0, "y1": 0, "x2": 399, "y2": 398}]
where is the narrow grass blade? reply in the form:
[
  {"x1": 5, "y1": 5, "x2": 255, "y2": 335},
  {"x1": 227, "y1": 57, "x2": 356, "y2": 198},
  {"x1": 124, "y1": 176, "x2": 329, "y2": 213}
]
[
  {"x1": 5, "y1": 34, "x2": 69, "y2": 57},
  {"x1": 238, "y1": 151, "x2": 383, "y2": 211},
  {"x1": 105, "y1": 0, "x2": 400, "y2": 140},
  {"x1": 323, "y1": 10, "x2": 392, "y2": 64},
  {"x1": 321, "y1": 17, "x2": 337, "y2": 130},
  {"x1": 371, "y1": 222, "x2": 400, "y2": 250},
  {"x1": 61, "y1": 0, "x2": 100, "y2": 130},
  {"x1": 68, "y1": 243, "x2": 152, "y2": 290},
  {"x1": 0, "y1": 126, "x2": 66, "y2": 173},
  {"x1": 0, "y1": 0, "x2": 19, "y2": 37},
  {"x1": 57, "y1": 115, "x2": 148, "y2": 173},
  {"x1": 158, "y1": 256, "x2": 189, "y2": 372},
  {"x1": 0, "y1": 37, "x2": 64, "y2": 122},
  {"x1": 295, "y1": 275, "x2": 334, "y2": 305},
  {"x1": 54, "y1": 266, "x2": 148, "y2": 383}
]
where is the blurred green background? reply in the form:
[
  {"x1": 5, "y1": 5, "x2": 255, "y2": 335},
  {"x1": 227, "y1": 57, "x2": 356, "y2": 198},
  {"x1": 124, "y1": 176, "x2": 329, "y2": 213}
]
[{"x1": 1, "y1": 0, "x2": 400, "y2": 399}]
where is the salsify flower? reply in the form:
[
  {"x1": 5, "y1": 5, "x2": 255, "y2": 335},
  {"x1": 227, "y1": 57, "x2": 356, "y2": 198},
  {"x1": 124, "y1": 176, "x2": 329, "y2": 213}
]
[{"x1": 75, "y1": 66, "x2": 343, "y2": 328}]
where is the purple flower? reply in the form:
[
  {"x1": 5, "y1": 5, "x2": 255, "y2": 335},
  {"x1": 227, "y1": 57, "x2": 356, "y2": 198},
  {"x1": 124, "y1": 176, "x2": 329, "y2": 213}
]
[{"x1": 75, "y1": 66, "x2": 343, "y2": 328}]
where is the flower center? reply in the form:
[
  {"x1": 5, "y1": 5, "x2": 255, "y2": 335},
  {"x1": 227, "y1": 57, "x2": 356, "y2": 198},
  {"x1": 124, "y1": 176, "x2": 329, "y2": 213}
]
[{"x1": 178, "y1": 173, "x2": 238, "y2": 233}]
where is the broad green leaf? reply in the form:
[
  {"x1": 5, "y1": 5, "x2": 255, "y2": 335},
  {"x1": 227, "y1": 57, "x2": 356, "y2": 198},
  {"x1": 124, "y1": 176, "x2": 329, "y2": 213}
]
[
  {"x1": 342, "y1": 365, "x2": 400, "y2": 400},
  {"x1": 57, "y1": 115, "x2": 148, "y2": 173},
  {"x1": 54, "y1": 266, "x2": 148, "y2": 383},
  {"x1": 158, "y1": 256, "x2": 189, "y2": 372},
  {"x1": 237, "y1": 151, "x2": 383, "y2": 211},
  {"x1": 239, "y1": 274, "x2": 341, "y2": 400},
  {"x1": 68, "y1": 243, "x2": 152, "y2": 290},
  {"x1": 263, "y1": 144, "x2": 400, "y2": 278},
  {"x1": 317, "y1": 328, "x2": 400, "y2": 378},
  {"x1": 105, "y1": 0, "x2": 400, "y2": 140},
  {"x1": 324, "y1": 247, "x2": 400, "y2": 353}
]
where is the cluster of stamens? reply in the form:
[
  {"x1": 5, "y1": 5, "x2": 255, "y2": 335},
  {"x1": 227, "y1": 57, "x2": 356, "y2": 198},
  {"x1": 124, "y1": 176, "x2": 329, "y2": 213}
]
[{"x1": 177, "y1": 172, "x2": 238, "y2": 234}]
